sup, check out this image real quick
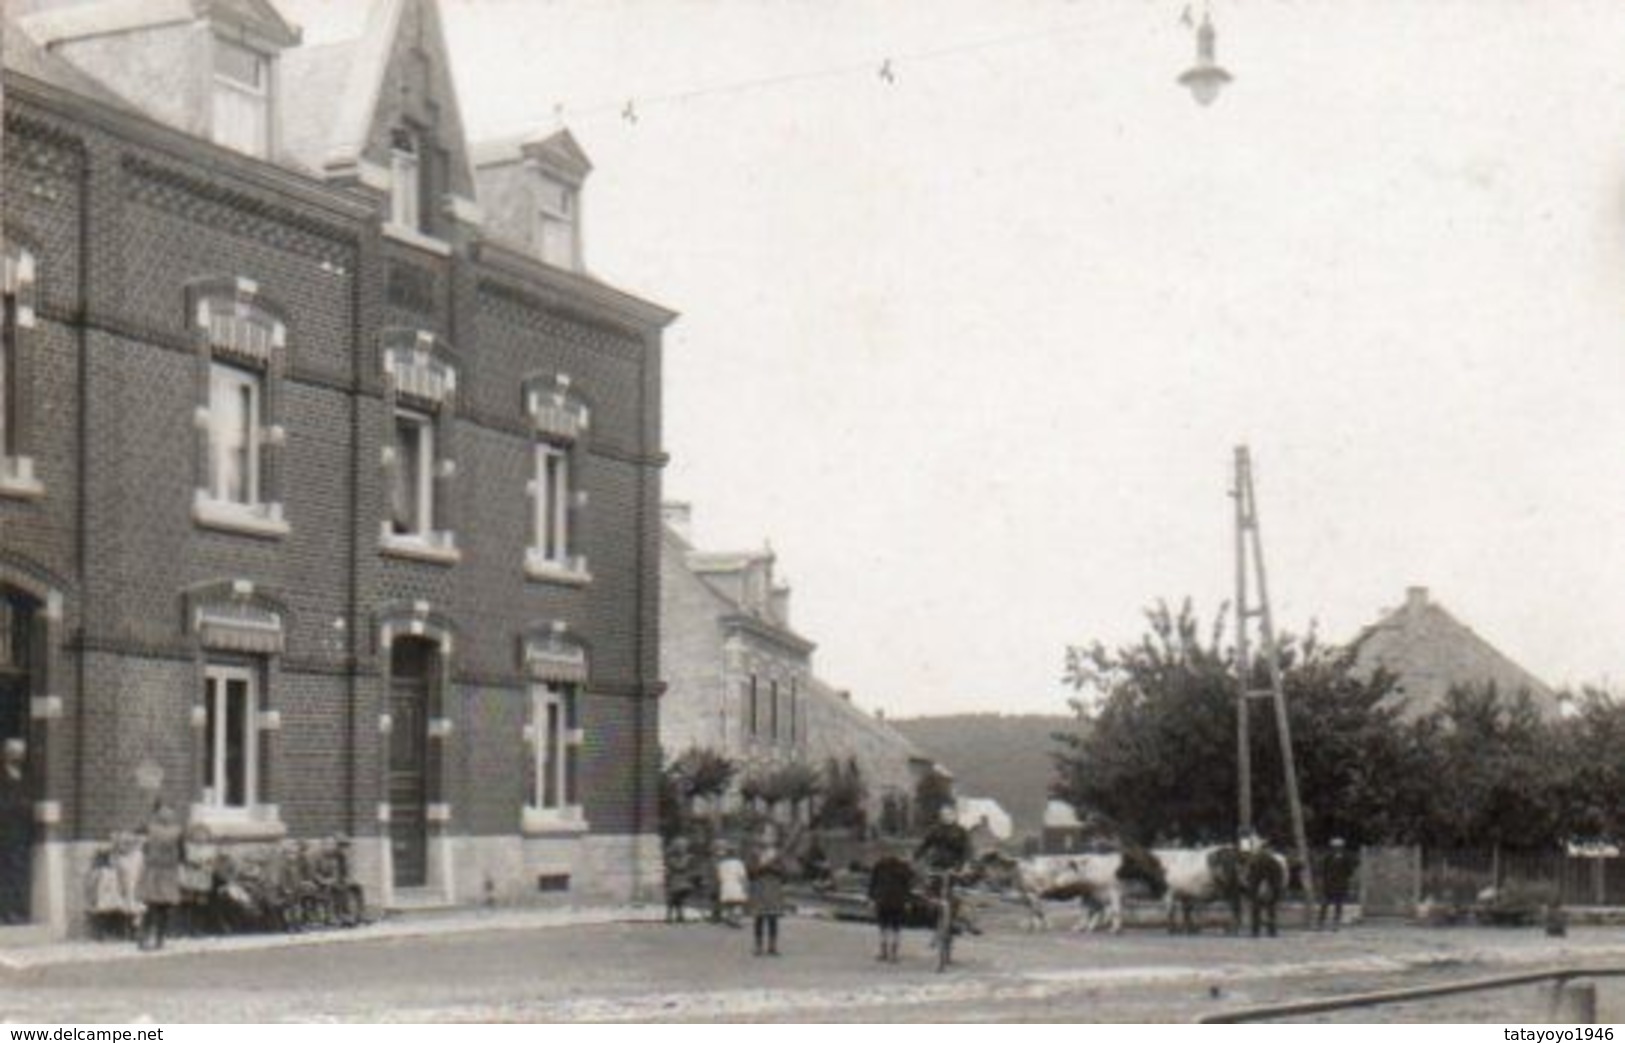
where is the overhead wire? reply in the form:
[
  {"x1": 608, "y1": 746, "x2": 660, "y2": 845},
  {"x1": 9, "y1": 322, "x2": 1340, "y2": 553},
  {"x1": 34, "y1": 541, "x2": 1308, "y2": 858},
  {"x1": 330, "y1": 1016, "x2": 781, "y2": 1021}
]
[{"x1": 474, "y1": 2, "x2": 1164, "y2": 138}]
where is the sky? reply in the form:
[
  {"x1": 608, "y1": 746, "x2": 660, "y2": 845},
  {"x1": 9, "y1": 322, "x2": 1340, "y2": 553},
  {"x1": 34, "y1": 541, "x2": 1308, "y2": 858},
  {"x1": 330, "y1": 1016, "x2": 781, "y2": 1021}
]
[{"x1": 283, "y1": 0, "x2": 1625, "y2": 719}]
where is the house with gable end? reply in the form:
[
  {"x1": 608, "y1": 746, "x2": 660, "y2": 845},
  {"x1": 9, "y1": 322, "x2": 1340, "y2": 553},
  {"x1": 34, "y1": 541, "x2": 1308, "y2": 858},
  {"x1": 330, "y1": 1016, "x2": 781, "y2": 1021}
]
[{"x1": 0, "y1": 0, "x2": 674, "y2": 934}]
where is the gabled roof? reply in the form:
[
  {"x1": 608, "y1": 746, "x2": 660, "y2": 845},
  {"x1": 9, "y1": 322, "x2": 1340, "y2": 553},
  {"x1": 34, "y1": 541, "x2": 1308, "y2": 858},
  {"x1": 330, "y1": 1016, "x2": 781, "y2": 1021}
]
[
  {"x1": 279, "y1": 0, "x2": 473, "y2": 196},
  {"x1": 472, "y1": 127, "x2": 593, "y2": 180},
  {"x1": 4, "y1": 12, "x2": 139, "y2": 111},
  {"x1": 1347, "y1": 586, "x2": 1558, "y2": 718},
  {"x1": 18, "y1": 0, "x2": 299, "y2": 48}
]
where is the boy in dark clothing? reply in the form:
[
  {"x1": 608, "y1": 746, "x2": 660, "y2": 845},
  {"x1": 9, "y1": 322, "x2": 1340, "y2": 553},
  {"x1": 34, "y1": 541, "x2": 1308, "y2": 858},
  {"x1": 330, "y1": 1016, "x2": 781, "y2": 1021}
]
[
  {"x1": 1318, "y1": 838, "x2": 1357, "y2": 930},
  {"x1": 868, "y1": 852, "x2": 914, "y2": 962}
]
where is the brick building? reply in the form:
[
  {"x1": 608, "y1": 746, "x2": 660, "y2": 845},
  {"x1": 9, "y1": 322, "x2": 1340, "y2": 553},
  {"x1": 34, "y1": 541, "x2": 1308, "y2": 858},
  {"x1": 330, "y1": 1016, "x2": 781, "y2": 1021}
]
[
  {"x1": 659, "y1": 503, "x2": 931, "y2": 828},
  {"x1": 0, "y1": 0, "x2": 673, "y2": 935}
]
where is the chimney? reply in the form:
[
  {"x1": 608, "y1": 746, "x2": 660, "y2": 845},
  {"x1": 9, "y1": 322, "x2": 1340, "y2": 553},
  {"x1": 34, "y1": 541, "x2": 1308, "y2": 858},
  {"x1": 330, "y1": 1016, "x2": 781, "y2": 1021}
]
[
  {"x1": 662, "y1": 501, "x2": 693, "y2": 542},
  {"x1": 1405, "y1": 586, "x2": 1429, "y2": 615}
]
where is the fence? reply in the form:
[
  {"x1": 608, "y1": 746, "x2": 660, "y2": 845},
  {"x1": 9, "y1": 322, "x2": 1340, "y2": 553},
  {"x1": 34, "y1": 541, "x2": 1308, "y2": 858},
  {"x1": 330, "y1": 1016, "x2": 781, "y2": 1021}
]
[{"x1": 1360, "y1": 844, "x2": 1625, "y2": 916}]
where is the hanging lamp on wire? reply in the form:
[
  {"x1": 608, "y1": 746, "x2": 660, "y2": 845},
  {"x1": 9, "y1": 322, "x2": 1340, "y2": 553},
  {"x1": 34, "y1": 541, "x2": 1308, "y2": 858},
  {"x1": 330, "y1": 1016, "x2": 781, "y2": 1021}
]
[{"x1": 1178, "y1": 11, "x2": 1233, "y2": 106}]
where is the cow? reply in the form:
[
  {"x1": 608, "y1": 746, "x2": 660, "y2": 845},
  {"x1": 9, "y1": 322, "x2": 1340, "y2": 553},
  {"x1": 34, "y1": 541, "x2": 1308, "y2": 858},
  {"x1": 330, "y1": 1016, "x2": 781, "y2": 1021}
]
[
  {"x1": 1154, "y1": 843, "x2": 1290, "y2": 936},
  {"x1": 982, "y1": 848, "x2": 1165, "y2": 933},
  {"x1": 1154, "y1": 845, "x2": 1242, "y2": 934}
]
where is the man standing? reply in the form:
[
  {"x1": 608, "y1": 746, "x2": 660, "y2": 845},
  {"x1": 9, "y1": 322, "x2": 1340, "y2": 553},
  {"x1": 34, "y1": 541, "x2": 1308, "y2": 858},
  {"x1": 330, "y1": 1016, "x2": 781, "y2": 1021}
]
[
  {"x1": 867, "y1": 848, "x2": 914, "y2": 963},
  {"x1": 0, "y1": 739, "x2": 29, "y2": 924},
  {"x1": 1319, "y1": 838, "x2": 1357, "y2": 931}
]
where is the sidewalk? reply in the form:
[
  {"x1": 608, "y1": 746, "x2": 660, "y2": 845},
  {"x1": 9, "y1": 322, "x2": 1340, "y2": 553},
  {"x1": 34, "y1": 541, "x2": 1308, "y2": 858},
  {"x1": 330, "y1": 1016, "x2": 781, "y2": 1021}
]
[{"x1": 0, "y1": 903, "x2": 668, "y2": 971}]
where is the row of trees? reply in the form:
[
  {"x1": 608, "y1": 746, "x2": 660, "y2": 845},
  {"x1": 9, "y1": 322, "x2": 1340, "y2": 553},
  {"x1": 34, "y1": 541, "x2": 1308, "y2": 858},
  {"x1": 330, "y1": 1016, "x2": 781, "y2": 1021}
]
[
  {"x1": 659, "y1": 749, "x2": 875, "y2": 840},
  {"x1": 1054, "y1": 600, "x2": 1616, "y2": 851}
]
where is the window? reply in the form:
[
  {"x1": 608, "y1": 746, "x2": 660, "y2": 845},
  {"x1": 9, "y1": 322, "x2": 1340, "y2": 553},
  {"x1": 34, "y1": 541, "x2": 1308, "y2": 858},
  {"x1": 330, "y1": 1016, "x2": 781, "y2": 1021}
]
[
  {"x1": 523, "y1": 375, "x2": 590, "y2": 583},
  {"x1": 380, "y1": 331, "x2": 458, "y2": 562},
  {"x1": 537, "y1": 176, "x2": 578, "y2": 269},
  {"x1": 749, "y1": 675, "x2": 759, "y2": 738},
  {"x1": 212, "y1": 39, "x2": 270, "y2": 157},
  {"x1": 391, "y1": 408, "x2": 435, "y2": 537},
  {"x1": 390, "y1": 129, "x2": 422, "y2": 232},
  {"x1": 531, "y1": 683, "x2": 581, "y2": 814},
  {"x1": 788, "y1": 680, "x2": 797, "y2": 744},
  {"x1": 534, "y1": 442, "x2": 569, "y2": 565},
  {"x1": 191, "y1": 287, "x2": 287, "y2": 536},
  {"x1": 770, "y1": 680, "x2": 780, "y2": 741},
  {"x1": 0, "y1": 248, "x2": 39, "y2": 499},
  {"x1": 208, "y1": 362, "x2": 261, "y2": 506},
  {"x1": 203, "y1": 664, "x2": 257, "y2": 811},
  {"x1": 0, "y1": 293, "x2": 13, "y2": 465}
]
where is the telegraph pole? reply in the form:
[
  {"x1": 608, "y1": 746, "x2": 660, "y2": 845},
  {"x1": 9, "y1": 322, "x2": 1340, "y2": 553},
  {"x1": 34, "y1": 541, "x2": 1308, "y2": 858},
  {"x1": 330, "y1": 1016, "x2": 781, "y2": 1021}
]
[{"x1": 1231, "y1": 446, "x2": 1317, "y2": 919}]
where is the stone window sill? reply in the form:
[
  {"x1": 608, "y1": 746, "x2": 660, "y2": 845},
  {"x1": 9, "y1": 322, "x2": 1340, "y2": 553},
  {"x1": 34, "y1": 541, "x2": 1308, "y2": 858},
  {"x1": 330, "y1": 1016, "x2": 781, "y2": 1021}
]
[
  {"x1": 382, "y1": 532, "x2": 461, "y2": 565},
  {"x1": 0, "y1": 456, "x2": 43, "y2": 501},
  {"x1": 524, "y1": 551, "x2": 591, "y2": 587},
  {"x1": 383, "y1": 223, "x2": 452, "y2": 258},
  {"x1": 188, "y1": 803, "x2": 286, "y2": 841},
  {"x1": 521, "y1": 805, "x2": 589, "y2": 837},
  {"x1": 193, "y1": 495, "x2": 290, "y2": 539}
]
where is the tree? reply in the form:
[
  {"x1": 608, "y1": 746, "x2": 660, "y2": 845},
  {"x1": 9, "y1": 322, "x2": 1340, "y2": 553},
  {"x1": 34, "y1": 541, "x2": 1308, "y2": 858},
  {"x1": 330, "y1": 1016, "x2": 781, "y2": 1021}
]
[
  {"x1": 1055, "y1": 600, "x2": 1409, "y2": 846},
  {"x1": 661, "y1": 747, "x2": 738, "y2": 839},
  {"x1": 1414, "y1": 683, "x2": 1564, "y2": 849},
  {"x1": 815, "y1": 757, "x2": 869, "y2": 832}
]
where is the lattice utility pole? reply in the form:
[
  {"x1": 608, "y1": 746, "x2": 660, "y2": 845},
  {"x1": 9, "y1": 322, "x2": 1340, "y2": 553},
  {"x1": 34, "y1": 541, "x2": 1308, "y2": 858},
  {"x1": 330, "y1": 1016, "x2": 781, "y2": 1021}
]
[{"x1": 1231, "y1": 446, "x2": 1317, "y2": 920}]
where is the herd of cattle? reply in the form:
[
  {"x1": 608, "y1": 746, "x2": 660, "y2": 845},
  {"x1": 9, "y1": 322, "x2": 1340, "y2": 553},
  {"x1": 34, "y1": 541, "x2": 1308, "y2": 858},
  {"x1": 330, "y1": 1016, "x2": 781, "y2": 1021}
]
[{"x1": 976, "y1": 844, "x2": 1290, "y2": 937}]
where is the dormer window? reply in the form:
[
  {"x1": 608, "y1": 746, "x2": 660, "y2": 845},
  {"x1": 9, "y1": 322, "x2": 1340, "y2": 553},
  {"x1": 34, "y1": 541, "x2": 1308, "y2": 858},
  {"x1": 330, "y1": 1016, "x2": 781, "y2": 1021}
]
[
  {"x1": 537, "y1": 176, "x2": 578, "y2": 270},
  {"x1": 391, "y1": 128, "x2": 423, "y2": 233},
  {"x1": 212, "y1": 39, "x2": 271, "y2": 158}
]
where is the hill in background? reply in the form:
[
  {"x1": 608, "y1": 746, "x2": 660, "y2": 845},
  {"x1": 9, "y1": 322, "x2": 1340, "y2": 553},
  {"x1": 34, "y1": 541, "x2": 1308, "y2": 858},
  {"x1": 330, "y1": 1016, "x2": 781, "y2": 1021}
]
[{"x1": 890, "y1": 713, "x2": 1077, "y2": 840}]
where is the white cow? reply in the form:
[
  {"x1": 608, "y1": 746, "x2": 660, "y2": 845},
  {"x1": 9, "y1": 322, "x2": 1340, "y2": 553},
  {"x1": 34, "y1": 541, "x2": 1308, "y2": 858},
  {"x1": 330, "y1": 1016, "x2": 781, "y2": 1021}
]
[
  {"x1": 987, "y1": 850, "x2": 1165, "y2": 933},
  {"x1": 1154, "y1": 845, "x2": 1241, "y2": 934}
]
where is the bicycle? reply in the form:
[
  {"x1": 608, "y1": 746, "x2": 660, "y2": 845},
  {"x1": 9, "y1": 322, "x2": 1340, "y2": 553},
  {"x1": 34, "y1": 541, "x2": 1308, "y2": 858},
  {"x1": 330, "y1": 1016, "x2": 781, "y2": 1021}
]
[{"x1": 931, "y1": 870, "x2": 965, "y2": 972}]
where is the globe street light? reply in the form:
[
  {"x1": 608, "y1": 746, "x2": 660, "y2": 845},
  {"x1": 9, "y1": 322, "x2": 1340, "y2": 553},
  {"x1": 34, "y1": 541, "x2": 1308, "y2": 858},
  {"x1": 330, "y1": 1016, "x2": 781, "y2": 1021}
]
[{"x1": 1179, "y1": 13, "x2": 1233, "y2": 107}]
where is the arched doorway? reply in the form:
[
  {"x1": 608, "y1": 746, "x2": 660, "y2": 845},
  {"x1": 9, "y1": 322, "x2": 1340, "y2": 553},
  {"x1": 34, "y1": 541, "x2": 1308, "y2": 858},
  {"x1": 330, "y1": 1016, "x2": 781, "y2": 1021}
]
[
  {"x1": 389, "y1": 637, "x2": 435, "y2": 889},
  {"x1": 0, "y1": 589, "x2": 37, "y2": 924}
]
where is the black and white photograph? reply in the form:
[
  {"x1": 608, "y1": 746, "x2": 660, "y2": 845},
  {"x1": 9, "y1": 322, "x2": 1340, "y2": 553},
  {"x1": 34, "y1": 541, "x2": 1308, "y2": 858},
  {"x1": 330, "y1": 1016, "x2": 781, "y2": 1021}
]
[{"x1": 0, "y1": 0, "x2": 1623, "y2": 1026}]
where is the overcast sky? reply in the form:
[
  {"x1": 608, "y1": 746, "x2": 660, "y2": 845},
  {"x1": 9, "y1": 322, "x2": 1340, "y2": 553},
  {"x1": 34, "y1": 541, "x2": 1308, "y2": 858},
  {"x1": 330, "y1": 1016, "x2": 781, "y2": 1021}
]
[{"x1": 286, "y1": 0, "x2": 1625, "y2": 719}]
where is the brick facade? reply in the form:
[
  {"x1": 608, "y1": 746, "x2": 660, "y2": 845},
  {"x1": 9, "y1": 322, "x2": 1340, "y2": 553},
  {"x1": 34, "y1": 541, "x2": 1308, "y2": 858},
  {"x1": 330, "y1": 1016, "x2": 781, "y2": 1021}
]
[{"x1": 0, "y1": 0, "x2": 672, "y2": 934}]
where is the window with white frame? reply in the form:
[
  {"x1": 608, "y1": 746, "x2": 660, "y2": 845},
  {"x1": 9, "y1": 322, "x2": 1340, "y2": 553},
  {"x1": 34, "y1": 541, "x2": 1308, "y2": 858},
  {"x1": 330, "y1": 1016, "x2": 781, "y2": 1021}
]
[
  {"x1": 390, "y1": 128, "x2": 422, "y2": 232},
  {"x1": 534, "y1": 441, "x2": 570, "y2": 565},
  {"x1": 531, "y1": 683, "x2": 581, "y2": 814},
  {"x1": 537, "y1": 176, "x2": 578, "y2": 269},
  {"x1": 208, "y1": 362, "x2": 262, "y2": 506},
  {"x1": 192, "y1": 288, "x2": 286, "y2": 535},
  {"x1": 0, "y1": 247, "x2": 39, "y2": 498},
  {"x1": 212, "y1": 39, "x2": 270, "y2": 157},
  {"x1": 0, "y1": 293, "x2": 14, "y2": 467},
  {"x1": 391, "y1": 408, "x2": 435, "y2": 537},
  {"x1": 202, "y1": 663, "x2": 258, "y2": 811},
  {"x1": 523, "y1": 375, "x2": 589, "y2": 582}
]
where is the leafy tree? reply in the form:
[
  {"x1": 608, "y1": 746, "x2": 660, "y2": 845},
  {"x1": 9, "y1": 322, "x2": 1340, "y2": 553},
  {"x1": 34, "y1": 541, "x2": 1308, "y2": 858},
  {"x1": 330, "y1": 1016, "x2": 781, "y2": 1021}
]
[
  {"x1": 815, "y1": 757, "x2": 869, "y2": 831},
  {"x1": 1413, "y1": 683, "x2": 1563, "y2": 849},
  {"x1": 1550, "y1": 688, "x2": 1625, "y2": 843},
  {"x1": 1055, "y1": 600, "x2": 1408, "y2": 847}
]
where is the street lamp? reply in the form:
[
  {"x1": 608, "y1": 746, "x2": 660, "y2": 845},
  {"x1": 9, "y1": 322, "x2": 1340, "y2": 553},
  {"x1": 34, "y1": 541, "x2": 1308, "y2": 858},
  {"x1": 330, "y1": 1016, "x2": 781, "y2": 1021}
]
[{"x1": 1179, "y1": 13, "x2": 1233, "y2": 107}]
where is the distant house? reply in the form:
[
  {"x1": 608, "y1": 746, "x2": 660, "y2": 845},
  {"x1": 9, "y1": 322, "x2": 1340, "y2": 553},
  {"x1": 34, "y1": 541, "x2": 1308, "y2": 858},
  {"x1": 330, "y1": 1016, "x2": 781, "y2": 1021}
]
[
  {"x1": 659, "y1": 503, "x2": 937, "y2": 827},
  {"x1": 1041, "y1": 800, "x2": 1087, "y2": 854},
  {"x1": 1347, "y1": 586, "x2": 1559, "y2": 718},
  {"x1": 956, "y1": 797, "x2": 1013, "y2": 843}
]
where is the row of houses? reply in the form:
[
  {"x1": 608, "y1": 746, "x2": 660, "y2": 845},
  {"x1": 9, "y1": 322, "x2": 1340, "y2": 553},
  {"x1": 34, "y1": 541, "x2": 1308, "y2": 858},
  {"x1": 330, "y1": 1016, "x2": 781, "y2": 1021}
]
[
  {"x1": 0, "y1": 0, "x2": 933, "y2": 937},
  {"x1": 659, "y1": 502, "x2": 934, "y2": 832}
]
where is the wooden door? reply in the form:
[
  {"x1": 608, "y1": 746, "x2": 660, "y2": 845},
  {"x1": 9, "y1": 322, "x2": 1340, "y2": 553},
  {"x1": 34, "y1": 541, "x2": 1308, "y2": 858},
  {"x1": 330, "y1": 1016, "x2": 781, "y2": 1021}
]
[{"x1": 389, "y1": 640, "x2": 431, "y2": 889}]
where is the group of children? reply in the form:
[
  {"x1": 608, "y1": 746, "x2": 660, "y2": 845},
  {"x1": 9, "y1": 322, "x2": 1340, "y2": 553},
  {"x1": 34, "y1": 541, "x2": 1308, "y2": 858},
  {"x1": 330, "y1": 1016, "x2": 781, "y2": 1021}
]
[{"x1": 664, "y1": 833, "x2": 788, "y2": 956}]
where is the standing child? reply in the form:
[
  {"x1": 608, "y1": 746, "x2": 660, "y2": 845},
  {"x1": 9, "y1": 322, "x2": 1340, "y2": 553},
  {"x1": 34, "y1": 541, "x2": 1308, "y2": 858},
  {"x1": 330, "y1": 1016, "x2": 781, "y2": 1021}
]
[
  {"x1": 663, "y1": 837, "x2": 695, "y2": 924},
  {"x1": 747, "y1": 841, "x2": 788, "y2": 956},
  {"x1": 868, "y1": 849, "x2": 915, "y2": 963},
  {"x1": 715, "y1": 843, "x2": 748, "y2": 928}
]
